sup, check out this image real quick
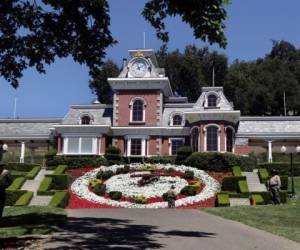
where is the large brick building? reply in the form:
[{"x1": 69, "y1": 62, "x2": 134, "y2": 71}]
[{"x1": 1, "y1": 49, "x2": 300, "y2": 163}]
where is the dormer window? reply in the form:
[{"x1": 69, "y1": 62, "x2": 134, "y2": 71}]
[
  {"x1": 207, "y1": 94, "x2": 217, "y2": 107},
  {"x1": 81, "y1": 115, "x2": 91, "y2": 125},
  {"x1": 170, "y1": 113, "x2": 184, "y2": 126},
  {"x1": 130, "y1": 98, "x2": 146, "y2": 123}
]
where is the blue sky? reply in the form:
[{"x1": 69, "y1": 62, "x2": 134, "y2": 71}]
[{"x1": 0, "y1": 0, "x2": 300, "y2": 118}]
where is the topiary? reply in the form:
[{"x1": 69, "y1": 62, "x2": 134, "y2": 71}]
[
  {"x1": 89, "y1": 178, "x2": 102, "y2": 188},
  {"x1": 96, "y1": 170, "x2": 113, "y2": 180},
  {"x1": 183, "y1": 170, "x2": 194, "y2": 179},
  {"x1": 109, "y1": 191, "x2": 122, "y2": 200},
  {"x1": 134, "y1": 195, "x2": 147, "y2": 204},
  {"x1": 116, "y1": 165, "x2": 131, "y2": 175},
  {"x1": 167, "y1": 167, "x2": 176, "y2": 173},
  {"x1": 105, "y1": 146, "x2": 122, "y2": 165},
  {"x1": 94, "y1": 184, "x2": 106, "y2": 196},
  {"x1": 175, "y1": 146, "x2": 193, "y2": 164},
  {"x1": 180, "y1": 185, "x2": 196, "y2": 196}
]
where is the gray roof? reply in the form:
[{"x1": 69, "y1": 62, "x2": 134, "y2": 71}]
[
  {"x1": 61, "y1": 104, "x2": 112, "y2": 126},
  {"x1": 0, "y1": 119, "x2": 61, "y2": 139}
]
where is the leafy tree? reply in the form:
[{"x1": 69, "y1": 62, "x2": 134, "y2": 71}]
[{"x1": 0, "y1": 0, "x2": 229, "y2": 88}]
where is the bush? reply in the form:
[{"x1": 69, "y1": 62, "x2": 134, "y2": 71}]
[
  {"x1": 134, "y1": 195, "x2": 147, "y2": 204},
  {"x1": 280, "y1": 175, "x2": 288, "y2": 190},
  {"x1": 189, "y1": 180, "x2": 201, "y2": 188},
  {"x1": 143, "y1": 165, "x2": 157, "y2": 171},
  {"x1": 228, "y1": 192, "x2": 249, "y2": 198},
  {"x1": 37, "y1": 177, "x2": 54, "y2": 195},
  {"x1": 53, "y1": 165, "x2": 67, "y2": 175},
  {"x1": 180, "y1": 185, "x2": 196, "y2": 196},
  {"x1": 232, "y1": 166, "x2": 242, "y2": 177},
  {"x1": 6, "y1": 177, "x2": 26, "y2": 191},
  {"x1": 6, "y1": 163, "x2": 40, "y2": 172},
  {"x1": 96, "y1": 170, "x2": 113, "y2": 180},
  {"x1": 105, "y1": 146, "x2": 122, "y2": 165},
  {"x1": 48, "y1": 191, "x2": 70, "y2": 208},
  {"x1": 185, "y1": 152, "x2": 256, "y2": 172},
  {"x1": 258, "y1": 168, "x2": 269, "y2": 183},
  {"x1": 251, "y1": 194, "x2": 264, "y2": 205},
  {"x1": 94, "y1": 184, "x2": 106, "y2": 196},
  {"x1": 5, "y1": 190, "x2": 27, "y2": 206},
  {"x1": 47, "y1": 174, "x2": 72, "y2": 190},
  {"x1": 238, "y1": 180, "x2": 249, "y2": 193},
  {"x1": 26, "y1": 166, "x2": 41, "y2": 180},
  {"x1": 216, "y1": 192, "x2": 230, "y2": 207},
  {"x1": 144, "y1": 156, "x2": 175, "y2": 164},
  {"x1": 89, "y1": 178, "x2": 103, "y2": 188},
  {"x1": 279, "y1": 190, "x2": 287, "y2": 203},
  {"x1": 258, "y1": 162, "x2": 300, "y2": 176},
  {"x1": 109, "y1": 191, "x2": 122, "y2": 200},
  {"x1": 222, "y1": 176, "x2": 246, "y2": 192},
  {"x1": 46, "y1": 155, "x2": 108, "y2": 168},
  {"x1": 15, "y1": 191, "x2": 33, "y2": 206},
  {"x1": 167, "y1": 167, "x2": 176, "y2": 173},
  {"x1": 183, "y1": 170, "x2": 194, "y2": 179},
  {"x1": 252, "y1": 192, "x2": 271, "y2": 204},
  {"x1": 116, "y1": 165, "x2": 130, "y2": 174},
  {"x1": 175, "y1": 146, "x2": 193, "y2": 164}
]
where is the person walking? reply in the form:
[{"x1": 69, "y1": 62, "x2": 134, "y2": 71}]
[
  {"x1": 0, "y1": 163, "x2": 12, "y2": 218},
  {"x1": 268, "y1": 169, "x2": 281, "y2": 205},
  {"x1": 167, "y1": 185, "x2": 176, "y2": 208}
]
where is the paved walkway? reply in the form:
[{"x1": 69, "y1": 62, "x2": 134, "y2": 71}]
[{"x1": 43, "y1": 209, "x2": 300, "y2": 250}]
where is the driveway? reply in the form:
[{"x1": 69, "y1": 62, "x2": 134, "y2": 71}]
[{"x1": 44, "y1": 209, "x2": 300, "y2": 250}]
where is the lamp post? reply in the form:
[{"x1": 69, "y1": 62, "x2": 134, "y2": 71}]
[
  {"x1": 280, "y1": 145, "x2": 300, "y2": 199},
  {"x1": 0, "y1": 143, "x2": 8, "y2": 162}
]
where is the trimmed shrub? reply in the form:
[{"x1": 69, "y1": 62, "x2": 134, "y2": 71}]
[
  {"x1": 280, "y1": 175, "x2": 288, "y2": 190},
  {"x1": 37, "y1": 177, "x2": 54, "y2": 195},
  {"x1": 89, "y1": 178, "x2": 102, "y2": 188},
  {"x1": 47, "y1": 174, "x2": 72, "y2": 190},
  {"x1": 189, "y1": 180, "x2": 201, "y2": 188},
  {"x1": 222, "y1": 176, "x2": 246, "y2": 192},
  {"x1": 26, "y1": 166, "x2": 41, "y2": 180},
  {"x1": 6, "y1": 163, "x2": 40, "y2": 171},
  {"x1": 279, "y1": 190, "x2": 288, "y2": 203},
  {"x1": 134, "y1": 195, "x2": 147, "y2": 204},
  {"x1": 183, "y1": 170, "x2": 194, "y2": 179},
  {"x1": 53, "y1": 165, "x2": 67, "y2": 175},
  {"x1": 258, "y1": 162, "x2": 300, "y2": 176},
  {"x1": 144, "y1": 156, "x2": 176, "y2": 164},
  {"x1": 94, "y1": 183, "x2": 106, "y2": 196},
  {"x1": 258, "y1": 168, "x2": 269, "y2": 183},
  {"x1": 167, "y1": 167, "x2": 176, "y2": 173},
  {"x1": 5, "y1": 190, "x2": 27, "y2": 206},
  {"x1": 144, "y1": 165, "x2": 157, "y2": 171},
  {"x1": 185, "y1": 152, "x2": 256, "y2": 172},
  {"x1": 46, "y1": 155, "x2": 108, "y2": 168},
  {"x1": 238, "y1": 180, "x2": 249, "y2": 193},
  {"x1": 105, "y1": 146, "x2": 122, "y2": 165},
  {"x1": 48, "y1": 191, "x2": 70, "y2": 208},
  {"x1": 228, "y1": 192, "x2": 249, "y2": 198},
  {"x1": 15, "y1": 191, "x2": 33, "y2": 206},
  {"x1": 175, "y1": 146, "x2": 193, "y2": 164},
  {"x1": 252, "y1": 192, "x2": 271, "y2": 204},
  {"x1": 180, "y1": 185, "x2": 197, "y2": 196},
  {"x1": 6, "y1": 177, "x2": 26, "y2": 191},
  {"x1": 109, "y1": 191, "x2": 122, "y2": 200},
  {"x1": 116, "y1": 165, "x2": 130, "y2": 174},
  {"x1": 96, "y1": 170, "x2": 113, "y2": 180},
  {"x1": 251, "y1": 194, "x2": 264, "y2": 205},
  {"x1": 216, "y1": 192, "x2": 230, "y2": 207},
  {"x1": 232, "y1": 166, "x2": 242, "y2": 177}
]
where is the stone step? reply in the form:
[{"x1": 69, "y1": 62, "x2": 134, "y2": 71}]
[
  {"x1": 229, "y1": 198, "x2": 251, "y2": 207},
  {"x1": 29, "y1": 195, "x2": 52, "y2": 206}
]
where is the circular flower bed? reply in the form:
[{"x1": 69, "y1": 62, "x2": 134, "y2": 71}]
[{"x1": 71, "y1": 163, "x2": 220, "y2": 208}]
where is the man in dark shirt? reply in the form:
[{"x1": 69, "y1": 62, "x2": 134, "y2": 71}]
[{"x1": 0, "y1": 163, "x2": 12, "y2": 218}]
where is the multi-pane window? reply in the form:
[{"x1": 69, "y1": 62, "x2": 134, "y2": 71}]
[
  {"x1": 65, "y1": 137, "x2": 96, "y2": 154},
  {"x1": 226, "y1": 128, "x2": 234, "y2": 152},
  {"x1": 131, "y1": 138, "x2": 142, "y2": 155},
  {"x1": 81, "y1": 115, "x2": 91, "y2": 125},
  {"x1": 207, "y1": 126, "x2": 218, "y2": 151},
  {"x1": 171, "y1": 139, "x2": 184, "y2": 155},
  {"x1": 191, "y1": 127, "x2": 199, "y2": 152},
  {"x1": 132, "y1": 99, "x2": 144, "y2": 121},
  {"x1": 207, "y1": 95, "x2": 217, "y2": 107},
  {"x1": 68, "y1": 138, "x2": 80, "y2": 153},
  {"x1": 173, "y1": 115, "x2": 183, "y2": 126}
]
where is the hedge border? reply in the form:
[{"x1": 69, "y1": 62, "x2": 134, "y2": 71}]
[
  {"x1": 26, "y1": 166, "x2": 41, "y2": 180},
  {"x1": 216, "y1": 192, "x2": 230, "y2": 207},
  {"x1": 48, "y1": 191, "x2": 70, "y2": 208},
  {"x1": 37, "y1": 177, "x2": 54, "y2": 196},
  {"x1": 15, "y1": 191, "x2": 34, "y2": 206},
  {"x1": 6, "y1": 177, "x2": 26, "y2": 191}
]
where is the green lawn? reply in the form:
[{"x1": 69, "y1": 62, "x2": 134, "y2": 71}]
[
  {"x1": 0, "y1": 206, "x2": 66, "y2": 238},
  {"x1": 203, "y1": 176, "x2": 300, "y2": 243}
]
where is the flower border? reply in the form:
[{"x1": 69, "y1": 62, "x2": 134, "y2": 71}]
[{"x1": 71, "y1": 163, "x2": 220, "y2": 208}]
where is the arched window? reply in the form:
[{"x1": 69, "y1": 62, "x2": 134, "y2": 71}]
[
  {"x1": 207, "y1": 94, "x2": 217, "y2": 107},
  {"x1": 207, "y1": 126, "x2": 218, "y2": 151},
  {"x1": 191, "y1": 127, "x2": 199, "y2": 152},
  {"x1": 173, "y1": 114, "x2": 183, "y2": 126},
  {"x1": 81, "y1": 115, "x2": 91, "y2": 125},
  {"x1": 132, "y1": 99, "x2": 144, "y2": 122},
  {"x1": 226, "y1": 127, "x2": 234, "y2": 152}
]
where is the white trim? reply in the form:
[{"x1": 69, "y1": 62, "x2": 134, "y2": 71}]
[
  {"x1": 205, "y1": 92, "x2": 218, "y2": 108},
  {"x1": 190, "y1": 126, "x2": 200, "y2": 152},
  {"x1": 62, "y1": 136, "x2": 97, "y2": 155},
  {"x1": 129, "y1": 97, "x2": 146, "y2": 123},
  {"x1": 126, "y1": 137, "x2": 147, "y2": 157},
  {"x1": 169, "y1": 112, "x2": 185, "y2": 126},
  {"x1": 79, "y1": 113, "x2": 94, "y2": 125},
  {"x1": 203, "y1": 124, "x2": 221, "y2": 152},
  {"x1": 169, "y1": 138, "x2": 185, "y2": 156}
]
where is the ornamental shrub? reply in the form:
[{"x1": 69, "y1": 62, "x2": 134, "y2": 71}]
[
  {"x1": 216, "y1": 192, "x2": 230, "y2": 207},
  {"x1": 6, "y1": 177, "x2": 26, "y2": 191},
  {"x1": 180, "y1": 185, "x2": 196, "y2": 196},
  {"x1": 109, "y1": 191, "x2": 122, "y2": 200},
  {"x1": 280, "y1": 176, "x2": 288, "y2": 190},
  {"x1": 96, "y1": 170, "x2": 113, "y2": 180},
  {"x1": 46, "y1": 155, "x2": 108, "y2": 168},
  {"x1": 251, "y1": 194, "x2": 264, "y2": 205},
  {"x1": 15, "y1": 191, "x2": 33, "y2": 206},
  {"x1": 89, "y1": 178, "x2": 102, "y2": 188},
  {"x1": 105, "y1": 146, "x2": 122, "y2": 165},
  {"x1": 37, "y1": 177, "x2": 54, "y2": 195},
  {"x1": 48, "y1": 191, "x2": 70, "y2": 208},
  {"x1": 232, "y1": 166, "x2": 242, "y2": 177},
  {"x1": 53, "y1": 165, "x2": 67, "y2": 175},
  {"x1": 5, "y1": 190, "x2": 27, "y2": 206},
  {"x1": 189, "y1": 180, "x2": 201, "y2": 188},
  {"x1": 26, "y1": 166, "x2": 41, "y2": 180},
  {"x1": 258, "y1": 168, "x2": 269, "y2": 183},
  {"x1": 167, "y1": 167, "x2": 176, "y2": 173},
  {"x1": 134, "y1": 195, "x2": 147, "y2": 204},
  {"x1": 279, "y1": 190, "x2": 287, "y2": 203},
  {"x1": 47, "y1": 174, "x2": 72, "y2": 190},
  {"x1": 222, "y1": 176, "x2": 246, "y2": 192},
  {"x1": 258, "y1": 162, "x2": 300, "y2": 176},
  {"x1": 144, "y1": 156, "x2": 176, "y2": 164},
  {"x1": 175, "y1": 146, "x2": 193, "y2": 164},
  {"x1": 7, "y1": 162, "x2": 40, "y2": 172},
  {"x1": 238, "y1": 180, "x2": 249, "y2": 193},
  {"x1": 183, "y1": 170, "x2": 194, "y2": 179},
  {"x1": 116, "y1": 165, "x2": 130, "y2": 174},
  {"x1": 94, "y1": 184, "x2": 106, "y2": 196}
]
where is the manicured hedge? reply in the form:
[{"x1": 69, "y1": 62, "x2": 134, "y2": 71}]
[
  {"x1": 6, "y1": 162, "x2": 40, "y2": 171},
  {"x1": 144, "y1": 156, "x2": 176, "y2": 164},
  {"x1": 252, "y1": 192, "x2": 271, "y2": 204},
  {"x1": 175, "y1": 146, "x2": 192, "y2": 164},
  {"x1": 37, "y1": 177, "x2": 54, "y2": 196},
  {"x1": 258, "y1": 162, "x2": 300, "y2": 176},
  {"x1": 26, "y1": 166, "x2": 41, "y2": 180},
  {"x1": 48, "y1": 191, "x2": 70, "y2": 208},
  {"x1": 46, "y1": 174, "x2": 72, "y2": 190},
  {"x1": 5, "y1": 190, "x2": 27, "y2": 206},
  {"x1": 251, "y1": 194, "x2": 264, "y2": 205},
  {"x1": 53, "y1": 165, "x2": 67, "y2": 175},
  {"x1": 222, "y1": 176, "x2": 246, "y2": 192},
  {"x1": 238, "y1": 180, "x2": 249, "y2": 194},
  {"x1": 46, "y1": 155, "x2": 108, "y2": 168},
  {"x1": 105, "y1": 146, "x2": 122, "y2": 165},
  {"x1": 280, "y1": 175, "x2": 288, "y2": 190},
  {"x1": 15, "y1": 191, "x2": 33, "y2": 206},
  {"x1": 228, "y1": 192, "x2": 249, "y2": 198},
  {"x1": 232, "y1": 166, "x2": 242, "y2": 177},
  {"x1": 279, "y1": 190, "x2": 288, "y2": 203},
  {"x1": 6, "y1": 177, "x2": 26, "y2": 191},
  {"x1": 216, "y1": 192, "x2": 230, "y2": 207},
  {"x1": 258, "y1": 168, "x2": 269, "y2": 184},
  {"x1": 185, "y1": 152, "x2": 256, "y2": 172}
]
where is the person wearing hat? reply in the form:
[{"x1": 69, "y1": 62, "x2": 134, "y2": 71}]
[
  {"x1": 167, "y1": 185, "x2": 176, "y2": 208},
  {"x1": 268, "y1": 169, "x2": 281, "y2": 205},
  {"x1": 0, "y1": 163, "x2": 12, "y2": 218}
]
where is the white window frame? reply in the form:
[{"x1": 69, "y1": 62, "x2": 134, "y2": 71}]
[
  {"x1": 204, "y1": 91, "x2": 220, "y2": 108},
  {"x1": 79, "y1": 113, "x2": 94, "y2": 125},
  {"x1": 203, "y1": 124, "x2": 221, "y2": 152},
  {"x1": 169, "y1": 138, "x2": 185, "y2": 156},
  {"x1": 126, "y1": 136, "x2": 147, "y2": 157},
  {"x1": 129, "y1": 97, "x2": 146, "y2": 123},
  {"x1": 63, "y1": 136, "x2": 98, "y2": 155},
  {"x1": 170, "y1": 112, "x2": 185, "y2": 126}
]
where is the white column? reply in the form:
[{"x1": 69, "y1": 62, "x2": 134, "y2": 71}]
[
  {"x1": 268, "y1": 140, "x2": 273, "y2": 163},
  {"x1": 20, "y1": 141, "x2": 25, "y2": 163}
]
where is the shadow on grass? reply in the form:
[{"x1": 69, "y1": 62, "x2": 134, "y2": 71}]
[{"x1": 43, "y1": 216, "x2": 216, "y2": 250}]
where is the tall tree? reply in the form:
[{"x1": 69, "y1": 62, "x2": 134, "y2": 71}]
[{"x1": 0, "y1": 0, "x2": 229, "y2": 88}]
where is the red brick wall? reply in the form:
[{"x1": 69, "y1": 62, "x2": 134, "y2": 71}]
[
  {"x1": 235, "y1": 145, "x2": 249, "y2": 155},
  {"x1": 115, "y1": 90, "x2": 160, "y2": 126},
  {"x1": 148, "y1": 136, "x2": 157, "y2": 156},
  {"x1": 162, "y1": 137, "x2": 169, "y2": 156},
  {"x1": 115, "y1": 137, "x2": 125, "y2": 154}
]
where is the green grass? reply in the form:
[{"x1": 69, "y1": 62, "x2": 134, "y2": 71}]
[
  {"x1": 203, "y1": 177, "x2": 300, "y2": 243},
  {"x1": 0, "y1": 206, "x2": 66, "y2": 238}
]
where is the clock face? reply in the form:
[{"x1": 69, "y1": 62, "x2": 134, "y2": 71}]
[{"x1": 130, "y1": 59, "x2": 148, "y2": 77}]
